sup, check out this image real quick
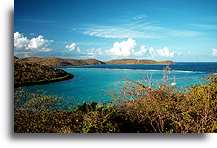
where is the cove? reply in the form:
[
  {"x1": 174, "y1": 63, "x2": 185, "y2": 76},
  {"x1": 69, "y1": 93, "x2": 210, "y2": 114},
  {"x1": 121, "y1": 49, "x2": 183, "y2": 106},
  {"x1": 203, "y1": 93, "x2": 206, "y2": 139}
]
[{"x1": 22, "y1": 66, "x2": 208, "y2": 108}]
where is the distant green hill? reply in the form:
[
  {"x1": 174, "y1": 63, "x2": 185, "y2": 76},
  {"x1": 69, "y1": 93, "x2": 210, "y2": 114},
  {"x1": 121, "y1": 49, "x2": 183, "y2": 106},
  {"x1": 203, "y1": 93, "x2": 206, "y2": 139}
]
[
  {"x1": 18, "y1": 57, "x2": 105, "y2": 67},
  {"x1": 16, "y1": 57, "x2": 174, "y2": 67},
  {"x1": 106, "y1": 59, "x2": 174, "y2": 64},
  {"x1": 14, "y1": 56, "x2": 174, "y2": 87}
]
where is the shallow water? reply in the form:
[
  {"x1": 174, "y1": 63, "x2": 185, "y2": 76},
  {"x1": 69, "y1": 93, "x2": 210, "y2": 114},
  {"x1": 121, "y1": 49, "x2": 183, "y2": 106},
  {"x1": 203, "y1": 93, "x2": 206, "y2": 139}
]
[{"x1": 23, "y1": 65, "x2": 210, "y2": 108}]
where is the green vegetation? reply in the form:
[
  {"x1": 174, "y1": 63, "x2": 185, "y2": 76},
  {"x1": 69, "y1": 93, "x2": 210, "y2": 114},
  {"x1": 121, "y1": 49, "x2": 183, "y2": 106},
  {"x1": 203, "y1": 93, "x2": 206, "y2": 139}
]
[
  {"x1": 14, "y1": 60, "x2": 73, "y2": 87},
  {"x1": 106, "y1": 59, "x2": 174, "y2": 64},
  {"x1": 18, "y1": 57, "x2": 105, "y2": 67},
  {"x1": 14, "y1": 74, "x2": 217, "y2": 133},
  {"x1": 17, "y1": 56, "x2": 173, "y2": 67}
]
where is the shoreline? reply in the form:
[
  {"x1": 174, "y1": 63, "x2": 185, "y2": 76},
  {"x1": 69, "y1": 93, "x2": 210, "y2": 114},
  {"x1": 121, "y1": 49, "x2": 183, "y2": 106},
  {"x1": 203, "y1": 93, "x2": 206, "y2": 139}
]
[
  {"x1": 14, "y1": 60, "x2": 74, "y2": 88},
  {"x1": 15, "y1": 73, "x2": 74, "y2": 88}
]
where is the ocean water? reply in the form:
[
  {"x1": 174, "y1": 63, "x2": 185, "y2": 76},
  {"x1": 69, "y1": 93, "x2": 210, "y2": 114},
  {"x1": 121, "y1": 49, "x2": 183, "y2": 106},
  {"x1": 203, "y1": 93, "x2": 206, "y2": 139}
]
[{"x1": 23, "y1": 63, "x2": 217, "y2": 108}]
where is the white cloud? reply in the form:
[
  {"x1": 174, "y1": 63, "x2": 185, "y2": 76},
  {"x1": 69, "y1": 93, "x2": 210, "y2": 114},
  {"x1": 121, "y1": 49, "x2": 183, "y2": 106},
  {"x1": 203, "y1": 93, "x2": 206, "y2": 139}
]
[
  {"x1": 134, "y1": 45, "x2": 147, "y2": 56},
  {"x1": 14, "y1": 32, "x2": 29, "y2": 49},
  {"x1": 212, "y1": 48, "x2": 217, "y2": 57},
  {"x1": 107, "y1": 38, "x2": 136, "y2": 57},
  {"x1": 65, "y1": 42, "x2": 80, "y2": 52},
  {"x1": 14, "y1": 32, "x2": 52, "y2": 52},
  {"x1": 28, "y1": 35, "x2": 50, "y2": 50},
  {"x1": 79, "y1": 17, "x2": 201, "y2": 39},
  {"x1": 135, "y1": 45, "x2": 175, "y2": 58},
  {"x1": 156, "y1": 47, "x2": 175, "y2": 57},
  {"x1": 105, "y1": 38, "x2": 175, "y2": 58},
  {"x1": 146, "y1": 47, "x2": 156, "y2": 57},
  {"x1": 135, "y1": 46, "x2": 156, "y2": 57},
  {"x1": 83, "y1": 26, "x2": 145, "y2": 39},
  {"x1": 81, "y1": 24, "x2": 162, "y2": 39}
]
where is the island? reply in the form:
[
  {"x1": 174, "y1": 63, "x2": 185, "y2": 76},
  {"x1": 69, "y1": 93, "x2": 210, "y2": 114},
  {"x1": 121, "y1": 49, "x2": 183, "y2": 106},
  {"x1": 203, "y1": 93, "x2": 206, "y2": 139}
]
[
  {"x1": 106, "y1": 59, "x2": 174, "y2": 65},
  {"x1": 16, "y1": 57, "x2": 174, "y2": 67}
]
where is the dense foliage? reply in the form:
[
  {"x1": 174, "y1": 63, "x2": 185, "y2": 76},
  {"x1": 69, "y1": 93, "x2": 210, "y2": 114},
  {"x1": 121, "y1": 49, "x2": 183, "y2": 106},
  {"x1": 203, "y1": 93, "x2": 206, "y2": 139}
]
[
  {"x1": 14, "y1": 61, "x2": 73, "y2": 87},
  {"x1": 14, "y1": 75, "x2": 217, "y2": 133}
]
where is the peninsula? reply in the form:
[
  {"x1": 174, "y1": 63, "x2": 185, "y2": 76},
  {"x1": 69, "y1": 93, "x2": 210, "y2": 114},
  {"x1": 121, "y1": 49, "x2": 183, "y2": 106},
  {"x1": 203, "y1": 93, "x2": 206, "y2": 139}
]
[{"x1": 14, "y1": 57, "x2": 74, "y2": 87}]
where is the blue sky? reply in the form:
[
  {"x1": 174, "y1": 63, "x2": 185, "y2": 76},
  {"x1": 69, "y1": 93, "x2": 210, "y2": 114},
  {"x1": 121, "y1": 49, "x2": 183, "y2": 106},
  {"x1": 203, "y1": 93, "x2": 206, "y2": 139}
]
[{"x1": 14, "y1": 0, "x2": 217, "y2": 61}]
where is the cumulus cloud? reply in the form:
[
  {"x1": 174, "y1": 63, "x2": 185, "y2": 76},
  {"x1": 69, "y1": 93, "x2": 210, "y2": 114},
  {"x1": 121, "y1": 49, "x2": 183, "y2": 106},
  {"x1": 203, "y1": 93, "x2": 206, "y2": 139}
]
[
  {"x1": 212, "y1": 48, "x2": 217, "y2": 57},
  {"x1": 65, "y1": 42, "x2": 80, "y2": 52},
  {"x1": 27, "y1": 35, "x2": 51, "y2": 51},
  {"x1": 107, "y1": 38, "x2": 136, "y2": 57},
  {"x1": 135, "y1": 45, "x2": 175, "y2": 58},
  {"x1": 14, "y1": 32, "x2": 29, "y2": 49},
  {"x1": 135, "y1": 46, "x2": 155, "y2": 57},
  {"x1": 14, "y1": 32, "x2": 52, "y2": 52},
  {"x1": 106, "y1": 38, "x2": 175, "y2": 58},
  {"x1": 156, "y1": 47, "x2": 175, "y2": 57}
]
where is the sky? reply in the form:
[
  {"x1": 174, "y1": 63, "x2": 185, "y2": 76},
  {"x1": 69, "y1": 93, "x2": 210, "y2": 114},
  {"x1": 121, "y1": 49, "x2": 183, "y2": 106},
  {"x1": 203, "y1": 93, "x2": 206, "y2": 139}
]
[{"x1": 14, "y1": 0, "x2": 217, "y2": 62}]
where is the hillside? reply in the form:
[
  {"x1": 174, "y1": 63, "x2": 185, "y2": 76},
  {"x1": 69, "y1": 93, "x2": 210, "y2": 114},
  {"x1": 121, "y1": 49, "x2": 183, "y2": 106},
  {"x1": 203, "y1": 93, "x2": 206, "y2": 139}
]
[
  {"x1": 16, "y1": 57, "x2": 174, "y2": 67},
  {"x1": 18, "y1": 57, "x2": 105, "y2": 67},
  {"x1": 106, "y1": 59, "x2": 174, "y2": 64},
  {"x1": 14, "y1": 60, "x2": 73, "y2": 87}
]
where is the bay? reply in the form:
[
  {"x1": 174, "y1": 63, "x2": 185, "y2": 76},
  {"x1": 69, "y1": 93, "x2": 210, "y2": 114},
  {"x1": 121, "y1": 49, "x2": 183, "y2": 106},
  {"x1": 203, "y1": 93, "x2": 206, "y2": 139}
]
[{"x1": 22, "y1": 63, "x2": 217, "y2": 108}]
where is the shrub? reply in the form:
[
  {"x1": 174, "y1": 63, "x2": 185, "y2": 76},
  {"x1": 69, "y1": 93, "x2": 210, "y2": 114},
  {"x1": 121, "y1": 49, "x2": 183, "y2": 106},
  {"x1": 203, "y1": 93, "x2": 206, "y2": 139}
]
[
  {"x1": 117, "y1": 75, "x2": 217, "y2": 133},
  {"x1": 14, "y1": 75, "x2": 217, "y2": 133}
]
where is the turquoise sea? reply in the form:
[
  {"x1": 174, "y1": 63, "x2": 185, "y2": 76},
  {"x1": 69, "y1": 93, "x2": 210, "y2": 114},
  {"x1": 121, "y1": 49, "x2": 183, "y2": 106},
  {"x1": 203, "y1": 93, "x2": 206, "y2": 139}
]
[{"x1": 22, "y1": 63, "x2": 217, "y2": 108}]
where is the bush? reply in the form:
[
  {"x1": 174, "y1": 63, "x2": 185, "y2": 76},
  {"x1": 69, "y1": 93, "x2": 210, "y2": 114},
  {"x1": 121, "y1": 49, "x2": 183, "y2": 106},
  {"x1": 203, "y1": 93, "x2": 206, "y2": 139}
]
[
  {"x1": 14, "y1": 75, "x2": 217, "y2": 133},
  {"x1": 117, "y1": 75, "x2": 217, "y2": 133}
]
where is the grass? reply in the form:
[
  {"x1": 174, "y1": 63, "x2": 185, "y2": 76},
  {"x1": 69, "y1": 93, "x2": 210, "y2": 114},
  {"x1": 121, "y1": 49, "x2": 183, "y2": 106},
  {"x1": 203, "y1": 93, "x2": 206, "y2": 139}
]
[{"x1": 14, "y1": 74, "x2": 217, "y2": 133}]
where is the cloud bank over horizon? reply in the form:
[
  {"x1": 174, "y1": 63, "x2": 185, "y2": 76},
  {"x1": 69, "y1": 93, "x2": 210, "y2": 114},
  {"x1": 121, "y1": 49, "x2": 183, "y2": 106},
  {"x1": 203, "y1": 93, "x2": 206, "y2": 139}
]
[
  {"x1": 14, "y1": 32, "x2": 178, "y2": 59},
  {"x1": 14, "y1": 32, "x2": 217, "y2": 61},
  {"x1": 14, "y1": 0, "x2": 217, "y2": 61}
]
